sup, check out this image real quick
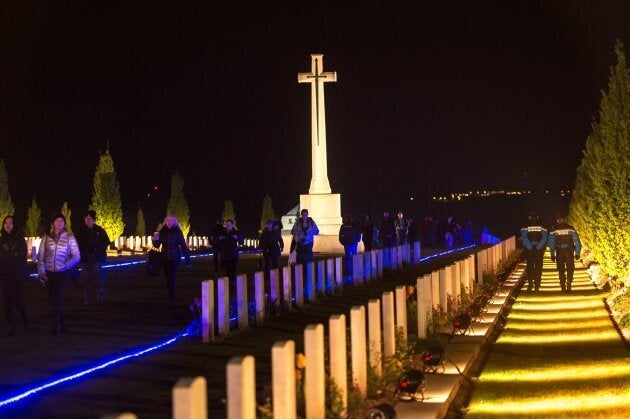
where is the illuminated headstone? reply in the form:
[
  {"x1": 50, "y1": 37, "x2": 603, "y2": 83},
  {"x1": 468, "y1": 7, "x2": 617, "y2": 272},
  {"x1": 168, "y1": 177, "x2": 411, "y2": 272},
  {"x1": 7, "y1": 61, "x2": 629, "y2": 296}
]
[
  {"x1": 282, "y1": 266, "x2": 292, "y2": 305},
  {"x1": 382, "y1": 291, "x2": 395, "y2": 357},
  {"x1": 326, "y1": 258, "x2": 334, "y2": 293},
  {"x1": 202, "y1": 279, "x2": 214, "y2": 343},
  {"x1": 367, "y1": 299, "x2": 382, "y2": 376},
  {"x1": 416, "y1": 277, "x2": 428, "y2": 339},
  {"x1": 350, "y1": 305, "x2": 367, "y2": 398},
  {"x1": 294, "y1": 264, "x2": 304, "y2": 307},
  {"x1": 226, "y1": 356, "x2": 256, "y2": 419},
  {"x1": 304, "y1": 324, "x2": 325, "y2": 419},
  {"x1": 218, "y1": 277, "x2": 230, "y2": 336},
  {"x1": 395, "y1": 285, "x2": 407, "y2": 337},
  {"x1": 237, "y1": 274, "x2": 248, "y2": 330},
  {"x1": 272, "y1": 341, "x2": 296, "y2": 419},
  {"x1": 254, "y1": 272, "x2": 264, "y2": 325},
  {"x1": 328, "y1": 314, "x2": 347, "y2": 411},
  {"x1": 172, "y1": 376, "x2": 207, "y2": 419},
  {"x1": 270, "y1": 268, "x2": 280, "y2": 303},
  {"x1": 334, "y1": 257, "x2": 343, "y2": 290}
]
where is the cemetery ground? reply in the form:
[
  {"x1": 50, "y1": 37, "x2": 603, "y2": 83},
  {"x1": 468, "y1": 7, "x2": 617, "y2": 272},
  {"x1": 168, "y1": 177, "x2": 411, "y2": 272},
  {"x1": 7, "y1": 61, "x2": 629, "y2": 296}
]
[
  {"x1": 465, "y1": 255, "x2": 630, "y2": 418},
  {"x1": 1, "y1": 247, "x2": 466, "y2": 418}
]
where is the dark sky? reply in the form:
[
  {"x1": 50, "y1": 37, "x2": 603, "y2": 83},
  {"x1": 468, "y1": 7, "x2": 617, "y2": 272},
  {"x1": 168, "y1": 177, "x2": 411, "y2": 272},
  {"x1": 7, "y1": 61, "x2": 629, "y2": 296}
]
[{"x1": 1, "y1": 1, "x2": 629, "y2": 234}]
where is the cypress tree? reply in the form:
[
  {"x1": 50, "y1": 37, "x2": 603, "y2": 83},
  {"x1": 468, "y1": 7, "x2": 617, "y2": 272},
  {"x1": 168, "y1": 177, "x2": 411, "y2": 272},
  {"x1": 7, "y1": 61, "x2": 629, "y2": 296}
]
[
  {"x1": 0, "y1": 159, "x2": 14, "y2": 217},
  {"x1": 260, "y1": 194, "x2": 276, "y2": 231},
  {"x1": 166, "y1": 171, "x2": 190, "y2": 237},
  {"x1": 569, "y1": 40, "x2": 630, "y2": 280},
  {"x1": 61, "y1": 202, "x2": 72, "y2": 233},
  {"x1": 136, "y1": 206, "x2": 146, "y2": 237},
  {"x1": 222, "y1": 199, "x2": 236, "y2": 225},
  {"x1": 25, "y1": 196, "x2": 42, "y2": 237},
  {"x1": 90, "y1": 147, "x2": 124, "y2": 242}
]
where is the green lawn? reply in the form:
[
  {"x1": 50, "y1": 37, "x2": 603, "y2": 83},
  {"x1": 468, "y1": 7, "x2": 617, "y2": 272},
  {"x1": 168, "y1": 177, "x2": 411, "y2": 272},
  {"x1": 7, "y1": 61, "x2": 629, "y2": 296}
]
[{"x1": 466, "y1": 254, "x2": 630, "y2": 418}]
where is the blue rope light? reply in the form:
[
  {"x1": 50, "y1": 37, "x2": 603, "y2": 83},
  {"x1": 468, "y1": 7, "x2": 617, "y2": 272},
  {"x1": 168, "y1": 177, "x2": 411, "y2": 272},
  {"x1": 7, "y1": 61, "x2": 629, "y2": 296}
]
[
  {"x1": 0, "y1": 330, "x2": 189, "y2": 409},
  {"x1": 418, "y1": 243, "x2": 477, "y2": 263}
]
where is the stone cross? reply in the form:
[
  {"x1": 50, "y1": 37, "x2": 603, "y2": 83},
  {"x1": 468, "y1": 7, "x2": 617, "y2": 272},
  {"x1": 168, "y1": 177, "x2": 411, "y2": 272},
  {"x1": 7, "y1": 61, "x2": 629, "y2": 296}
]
[{"x1": 298, "y1": 54, "x2": 337, "y2": 195}]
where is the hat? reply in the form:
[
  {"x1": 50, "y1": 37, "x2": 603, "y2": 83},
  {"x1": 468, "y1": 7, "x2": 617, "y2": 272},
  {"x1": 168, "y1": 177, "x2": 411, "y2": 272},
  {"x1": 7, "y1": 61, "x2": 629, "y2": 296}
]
[
  {"x1": 86, "y1": 210, "x2": 97, "y2": 220},
  {"x1": 50, "y1": 212, "x2": 66, "y2": 224}
]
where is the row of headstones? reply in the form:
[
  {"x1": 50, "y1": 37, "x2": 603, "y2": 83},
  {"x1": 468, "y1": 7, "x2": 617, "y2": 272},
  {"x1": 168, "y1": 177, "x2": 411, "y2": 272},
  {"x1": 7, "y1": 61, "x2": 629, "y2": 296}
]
[
  {"x1": 475, "y1": 236, "x2": 516, "y2": 281},
  {"x1": 112, "y1": 236, "x2": 258, "y2": 251},
  {"x1": 25, "y1": 236, "x2": 261, "y2": 261},
  {"x1": 200, "y1": 242, "x2": 420, "y2": 342},
  {"x1": 168, "y1": 239, "x2": 514, "y2": 419}
]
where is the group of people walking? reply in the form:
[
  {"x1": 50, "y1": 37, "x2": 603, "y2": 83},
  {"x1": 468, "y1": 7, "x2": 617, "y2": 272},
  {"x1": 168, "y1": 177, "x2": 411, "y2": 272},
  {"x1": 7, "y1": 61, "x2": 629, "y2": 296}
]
[
  {"x1": 0, "y1": 210, "x2": 194, "y2": 336},
  {"x1": 521, "y1": 211, "x2": 582, "y2": 292}
]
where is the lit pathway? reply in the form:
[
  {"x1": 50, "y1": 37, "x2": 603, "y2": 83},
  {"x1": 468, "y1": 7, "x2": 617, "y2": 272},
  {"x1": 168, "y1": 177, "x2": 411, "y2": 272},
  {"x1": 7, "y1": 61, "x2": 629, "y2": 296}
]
[{"x1": 467, "y1": 253, "x2": 630, "y2": 417}]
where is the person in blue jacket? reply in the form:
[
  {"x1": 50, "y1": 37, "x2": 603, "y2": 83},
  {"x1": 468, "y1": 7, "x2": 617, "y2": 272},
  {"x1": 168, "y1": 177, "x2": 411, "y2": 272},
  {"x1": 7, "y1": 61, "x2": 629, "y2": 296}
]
[
  {"x1": 548, "y1": 214, "x2": 581, "y2": 293},
  {"x1": 520, "y1": 211, "x2": 548, "y2": 292}
]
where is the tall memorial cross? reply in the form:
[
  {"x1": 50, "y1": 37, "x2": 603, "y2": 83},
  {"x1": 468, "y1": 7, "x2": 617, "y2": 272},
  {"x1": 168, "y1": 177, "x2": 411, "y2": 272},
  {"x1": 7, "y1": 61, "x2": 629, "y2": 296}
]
[{"x1": 298, "y1": 54, "x2": 337, "y2": 195}]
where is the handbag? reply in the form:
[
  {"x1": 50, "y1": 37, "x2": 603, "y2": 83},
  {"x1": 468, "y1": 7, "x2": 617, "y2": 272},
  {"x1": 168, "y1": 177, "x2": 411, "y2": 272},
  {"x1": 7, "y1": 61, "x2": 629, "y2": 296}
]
[{"x1": 147, "y1": 249, "x2": 162, "y2": 276}]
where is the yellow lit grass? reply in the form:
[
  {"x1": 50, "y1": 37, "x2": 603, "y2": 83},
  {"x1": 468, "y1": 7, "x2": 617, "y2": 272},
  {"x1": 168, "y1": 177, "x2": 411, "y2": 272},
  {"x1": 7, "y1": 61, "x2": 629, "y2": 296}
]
[{"x1": 467, "y1": 259, "x2": 630, "y2": 418}]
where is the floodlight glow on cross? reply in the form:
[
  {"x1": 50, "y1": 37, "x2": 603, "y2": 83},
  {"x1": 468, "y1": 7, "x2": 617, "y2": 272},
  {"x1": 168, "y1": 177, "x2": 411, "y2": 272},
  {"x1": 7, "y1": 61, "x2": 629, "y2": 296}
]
[{"x1": 0, "y1": 330, "x2": 189, "y2": 409}]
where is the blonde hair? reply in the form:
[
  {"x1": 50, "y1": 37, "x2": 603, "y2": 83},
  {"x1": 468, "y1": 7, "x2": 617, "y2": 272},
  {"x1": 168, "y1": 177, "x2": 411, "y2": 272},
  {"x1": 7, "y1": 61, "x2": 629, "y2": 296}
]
[{"x1": 163, "y1": 214, "x2": 180, "y2": 229}]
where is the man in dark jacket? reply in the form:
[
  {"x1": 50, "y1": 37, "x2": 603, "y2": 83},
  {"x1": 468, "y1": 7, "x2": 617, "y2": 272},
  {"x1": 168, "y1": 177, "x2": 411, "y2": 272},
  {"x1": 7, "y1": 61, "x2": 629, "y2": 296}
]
[
  {"x1": 395, "y1": 212, "x2": 409, "y2": 245},
  {"x1": 548, "y1": 214, "x2": 581, "y2": 293},
  {"x1": 219, "y1": 219, "x2": 244, "y2": 283},
  {"x1": 0, "y1": 216, "x2": 29, "y2": 336},
  {"x1": 339, "y1": 213, "x2": 361, "y2": 280},
  {"x1": 76, "y1": 210, "x2": 111, "y2": 305},
  {"x1": 520, "y1": 211, "x2": 548, "y2": 292},
  {"x1": 259, "y1": 219, "x2": 284, "y2": 278},
  {"x1": 152, "y1": 215, "x2": 191, "y2": 307},
  {"x1": 360, "y1": 214, "x2": 374, "y2": 252},
  {"x1": 378, "y1": 211, "x2": 397, "y2": 248},
  {"x1": 210, "y1": 219, "x2": 226, "y2": 272}
]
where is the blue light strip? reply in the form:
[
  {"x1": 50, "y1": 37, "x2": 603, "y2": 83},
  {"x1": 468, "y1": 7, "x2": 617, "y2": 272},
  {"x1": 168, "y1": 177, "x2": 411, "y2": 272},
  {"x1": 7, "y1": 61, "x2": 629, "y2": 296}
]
[
  {"x1": 418, "y1": 243, "x2": 477, "y2": 263},
  {"x1": 0, "y1": 330, "x2": 189, "y2": 409}
]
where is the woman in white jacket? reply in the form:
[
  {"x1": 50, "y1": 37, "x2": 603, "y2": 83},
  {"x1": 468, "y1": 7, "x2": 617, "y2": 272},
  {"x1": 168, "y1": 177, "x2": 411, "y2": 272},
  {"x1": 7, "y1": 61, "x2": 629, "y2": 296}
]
[{"x1": 37, "y1": 213, "x2": 80, "y2": 335}]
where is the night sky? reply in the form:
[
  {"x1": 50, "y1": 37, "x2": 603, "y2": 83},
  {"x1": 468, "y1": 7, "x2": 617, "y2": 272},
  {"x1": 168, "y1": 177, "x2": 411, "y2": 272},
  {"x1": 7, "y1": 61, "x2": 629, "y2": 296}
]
[{"x1": 1, "y1": 1, "x2": 629, "y2": 235}]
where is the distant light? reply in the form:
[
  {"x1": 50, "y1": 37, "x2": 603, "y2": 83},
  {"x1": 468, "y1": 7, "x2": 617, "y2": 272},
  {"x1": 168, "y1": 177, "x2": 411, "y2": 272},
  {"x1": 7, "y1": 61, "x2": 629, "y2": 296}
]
[
  {"x1": 410, "y1": 196, "x2": 414, "y2": 201},
  {"x1": 153, "y1": 185, "x2": 159, "y2": 191}
]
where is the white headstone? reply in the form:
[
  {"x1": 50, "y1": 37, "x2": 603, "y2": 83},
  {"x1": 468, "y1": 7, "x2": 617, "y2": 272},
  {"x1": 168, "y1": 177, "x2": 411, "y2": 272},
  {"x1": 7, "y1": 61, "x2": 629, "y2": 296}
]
[
  {"x1": 237, "y1": 274, "x2": 248, "y2": 330},
  {"x1": 272, "y1": 341, "x2": 296, "y2": 419},
  {"x1": 367, "y1": 299, "x2": 382, "y2": 376},
  {"x1": 304, "y1": 324, "x2": 325, "y2": 419},
  {"x1": 254, "y1": 272, "x2": 265, "y2": 325},
  {"x1": 218, "y1": 277, "x2": 230, "y2": 336},
  {"x1": 172, "y1": 376, "x2": 207, "y2": 419},
  {"x1": 350, "y1": 305, "x2": 367, "y2": 398},
  {"x1": 202, "y1": 279, "x2": 214, "y2": 343},
  {"x1": 226, "y1": 356, "x2": 256, "y2": 419},
  {"x1": 382, "y1": 291, "x2": 396, "y2": 357},
  {"x1": 329, "y1": 314, "x2": 347, "y2": 411}
]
